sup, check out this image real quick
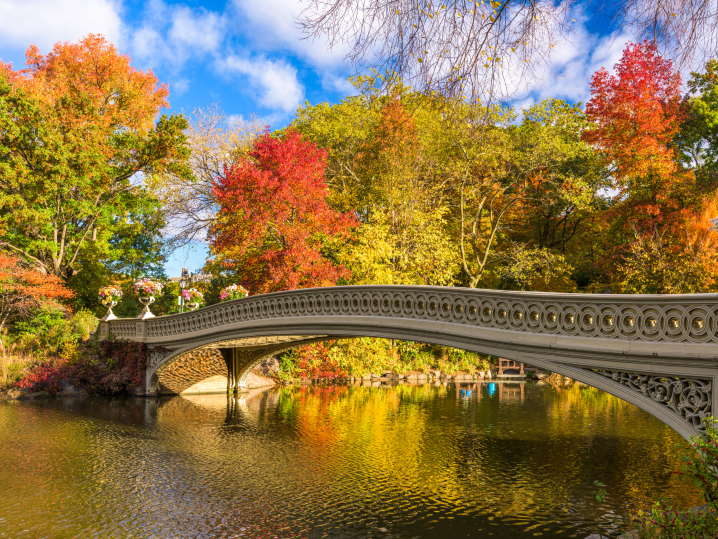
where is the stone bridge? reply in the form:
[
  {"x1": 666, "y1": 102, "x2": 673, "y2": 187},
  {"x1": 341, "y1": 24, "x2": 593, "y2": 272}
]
[{"x1": 96, "y1": 285, "x2": 718, "y2": 441}]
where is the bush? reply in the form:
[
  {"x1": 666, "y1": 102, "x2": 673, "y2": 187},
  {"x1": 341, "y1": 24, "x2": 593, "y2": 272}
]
[
  {"x1": 12, "y1": 308, "x2": 98, "y2": 359},
  {"x1": 14, "y1": 339, "x2": 167, "y2": 395},
  {"x1": 596, "y1": 417, "x2": 718, "y2": 538},
  {"x1": 276, "y1": 338, "x2": 494, "y2": 380}
]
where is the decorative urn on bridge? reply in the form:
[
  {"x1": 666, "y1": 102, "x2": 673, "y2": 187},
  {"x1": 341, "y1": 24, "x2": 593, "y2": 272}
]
[
  {"x1": 98, "y1": 285, "x2": 123, "y2": 321},
  {"x1": 182, "y1": 288, "x2": 205, "y2": 311},
  {"x1": 133, "y1": 278, "x2": 164, "y2": 319}
]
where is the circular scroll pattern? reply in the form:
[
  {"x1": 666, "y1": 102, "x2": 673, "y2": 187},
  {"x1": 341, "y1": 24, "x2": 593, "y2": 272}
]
[{"x1": 136, "y1": 287, "x2": 718, "y2": 345}]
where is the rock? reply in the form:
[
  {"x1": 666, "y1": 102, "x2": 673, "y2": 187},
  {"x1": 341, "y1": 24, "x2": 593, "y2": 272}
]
[
  {"x1": 439, "y1": 372, "x2": 451, "y2": 380},
  {"x1": 584, "y1": 535, "x2": 610, "y2": 539},
  {"x1": 16, "y1": 391, "x2": 50, "y2": 400},
  {"x1": 382, "y1": 372, "x2": 400, "y2": 379},
  {"x1": 534, "y1": 372, "x2": 547, "y2": 380},
  {"x1": 245, "y1": 372, "x2": 276, "y2": 389},
  {"x1": 56, "y1": 379, "x2": 87, "y2": 397},
  {"x1": 252, "y1": 356, "x2": 280, "y2": 377},
  {"x1": 371, "y1": 373, "x2": 382, "y2": 379}
]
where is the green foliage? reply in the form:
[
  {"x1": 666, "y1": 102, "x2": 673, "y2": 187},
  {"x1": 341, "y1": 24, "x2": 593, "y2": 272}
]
[
  {"x1": 595, "y1": 417, "x2": 718, "y2": 538},
  {"x1": 12, "y1": 308, "x2": 97, "y2": 359},
  {"x1": 277, "y1": 338, "x2": 491, "y2": 380},
  {"x1": 593, "y1": 480, "x2": 607, "y2": 503}
]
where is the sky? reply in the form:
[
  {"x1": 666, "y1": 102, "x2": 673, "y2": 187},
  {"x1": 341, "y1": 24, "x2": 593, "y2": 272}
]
[{"x1": 0, "y1": 0, "x2": 638, "y2": 277}]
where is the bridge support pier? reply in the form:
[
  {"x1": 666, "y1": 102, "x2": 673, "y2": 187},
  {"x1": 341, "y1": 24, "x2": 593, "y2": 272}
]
[{"x1": 219, "y1": 348, "x2": 268, "y2": 394}]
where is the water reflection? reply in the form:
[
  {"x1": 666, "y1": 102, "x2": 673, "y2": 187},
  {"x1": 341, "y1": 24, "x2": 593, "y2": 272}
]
[{"x1": 0, "y1": 381, "x2": 702, "y2": 538}]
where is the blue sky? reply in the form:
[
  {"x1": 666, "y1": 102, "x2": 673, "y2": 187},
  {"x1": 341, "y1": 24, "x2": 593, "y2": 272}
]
[{"x1": 0, "y1": 0, "x2": 637, "y2": 277}]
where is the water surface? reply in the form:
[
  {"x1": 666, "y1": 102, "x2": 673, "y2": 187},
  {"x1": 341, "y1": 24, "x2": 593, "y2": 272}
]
[{"x1": 0, "y1": 381, "x2": 701, "y2": 538}]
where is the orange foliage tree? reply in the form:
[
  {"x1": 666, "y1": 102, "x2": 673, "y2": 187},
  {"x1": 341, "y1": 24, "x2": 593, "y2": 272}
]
[
  {"x1": 0, "y1": 254, "x2": 73, "y2": 331},
  {"x1": 0, "y1": 34, "x2": 190, "y2": 279},
  {"x1": 584, "y1": 42, "x2": 718, "y2": 292},
  {"x1": 584, "y1": 41, "x2": 689, "y2": 232},
  {"x1": 209, "y1": 130, "x2": 358, "y2": 293}
]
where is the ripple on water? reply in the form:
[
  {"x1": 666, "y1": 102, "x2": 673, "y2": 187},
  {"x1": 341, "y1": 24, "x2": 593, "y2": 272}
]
[{"x1": 0, "y1": 382, "x2": 702, "y2": 538}]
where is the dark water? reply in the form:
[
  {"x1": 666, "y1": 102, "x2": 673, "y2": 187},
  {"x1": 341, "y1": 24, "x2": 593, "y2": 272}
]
[{"x1": 0, "y1": 381, "x2": 702, "y2": 538}]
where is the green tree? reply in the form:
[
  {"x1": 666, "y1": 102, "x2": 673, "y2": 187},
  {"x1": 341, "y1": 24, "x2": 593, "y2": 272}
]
[{"x1": 0, "y1": 35, "x2": 191, "y2": 280}]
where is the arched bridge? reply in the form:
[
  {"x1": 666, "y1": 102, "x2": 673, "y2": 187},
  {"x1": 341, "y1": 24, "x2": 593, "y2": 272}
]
[{"x1": 96, "y1": 285, "x2": 718, "y2": 441}]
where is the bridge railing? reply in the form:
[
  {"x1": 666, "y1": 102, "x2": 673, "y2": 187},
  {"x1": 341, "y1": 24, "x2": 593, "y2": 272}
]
[{"x1": 97, "y1": 285, "x2": 718, "y2": 345}]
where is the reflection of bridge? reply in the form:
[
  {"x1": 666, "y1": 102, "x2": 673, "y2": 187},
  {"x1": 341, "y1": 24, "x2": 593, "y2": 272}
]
[{"x1": 96, "y1": 285, "x2": 717, "y2": 440}]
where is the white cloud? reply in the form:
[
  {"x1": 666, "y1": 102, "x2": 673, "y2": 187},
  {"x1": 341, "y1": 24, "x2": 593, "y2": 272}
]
[
  {"x1": 0, "y1": 0, "x2": 122, "y2": 52},
  {"x1": 230, "y1": 0, "x2": 350, "y2": 68},
  {"x1": 219, "y1": 54, "x2": 304, "y2": 113},
  {"x1": 514, "y1": 13, "x2": 636, "y2": 108},
  {"x1": 129, "y1": 0, "x2": 225, "y2": 68},
  {"x1": 171, "y1": 78, "x2": 190, "y2": 96}
]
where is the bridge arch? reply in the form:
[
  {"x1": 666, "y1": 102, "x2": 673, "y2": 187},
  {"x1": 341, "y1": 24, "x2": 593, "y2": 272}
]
[{"x1": 98, "y1": 285, "x2": 718, "y2": 442}]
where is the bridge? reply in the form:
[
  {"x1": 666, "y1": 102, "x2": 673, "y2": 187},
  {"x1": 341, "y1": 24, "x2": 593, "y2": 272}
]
[{"x1": 96, "y1": 285, "x2": 718, "y2": 441}]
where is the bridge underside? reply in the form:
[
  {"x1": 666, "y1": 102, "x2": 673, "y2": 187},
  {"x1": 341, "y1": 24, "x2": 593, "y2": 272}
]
[{"x1": 144, "y1": 330, "x2": 714, "y2": 443}]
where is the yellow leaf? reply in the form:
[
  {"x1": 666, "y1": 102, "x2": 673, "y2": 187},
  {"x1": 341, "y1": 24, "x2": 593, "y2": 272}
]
[
  {"x1": 511, "y1": 47, "x2": 515, "y2": 52},
  {"x1": 395, "y1": 9, "x2": 399, "y2": 14},
  {"x1": 418, "y1": 57, "x2": 423, "y2": 63},
  {"x1": 484, "y1": 64, "x2": 489, "y2": 68}
]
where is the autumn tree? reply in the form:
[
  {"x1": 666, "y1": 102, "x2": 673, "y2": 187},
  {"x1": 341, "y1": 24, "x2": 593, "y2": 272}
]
[
  {"x1": 209, "y1": 130, "x2": 358, "y2": 293},
  {"x1": 146, "y1": 104, "x2": 265, "y2": 247},
  {"x1": 443, "y1": 98, "x2": 595, "y2": 287},
  {"x1": 298, "y1": 0, "x2": 718, "y2": 103},
  {"x1": 0, "y1": 254, "x2": 74, "y2": 331},
  {"x1": 0, "y1": 34, "x2": 191, "y2": 279},
  {"x1": 584, "y1": 42, "x2": 718, "y2": 293}
]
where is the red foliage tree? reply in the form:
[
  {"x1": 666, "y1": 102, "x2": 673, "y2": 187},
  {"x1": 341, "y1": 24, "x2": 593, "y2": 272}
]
[
  {"x1": 0, "y1": 254, "x2": 73, "y2": 331},
  {"x1": 583, "y1": 41, "x2": 689, "y2": 231},
  {"x1": 210, "y1": 130, "x2": 358, "y2": 293}
]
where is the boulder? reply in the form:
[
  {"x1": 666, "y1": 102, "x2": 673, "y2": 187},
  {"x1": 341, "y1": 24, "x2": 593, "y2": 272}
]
[
  {"x1": 382, "y1": 372, "x2": 401, "y2": 379},
  {"x1": 252, "y1": 356, "x2": 280, "y2": 377},
  {"x1": 245, "y1": 372, "x2": 276, "y2": 389}
]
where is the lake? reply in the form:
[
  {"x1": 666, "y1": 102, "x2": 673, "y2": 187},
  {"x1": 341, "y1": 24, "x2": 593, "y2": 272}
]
[{"x1": 0, "y1": 380, "x2": 701, "y2": 538}]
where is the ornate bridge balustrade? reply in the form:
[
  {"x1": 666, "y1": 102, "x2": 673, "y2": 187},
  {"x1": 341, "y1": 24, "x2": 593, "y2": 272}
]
[{"x1": 96, "y1": 285, "x2": 718, "y2": 441}]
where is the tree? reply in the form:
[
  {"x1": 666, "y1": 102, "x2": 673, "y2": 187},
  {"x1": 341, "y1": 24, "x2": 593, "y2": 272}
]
[
  {"x1": 0, "y1": 254, "x2": 74, "y2": 331},
  {"x1": 0, "y1": 34, "x2": 191, "y2": 279},
  {"x1": 584, "y1": 42, "x2": 685, "y2": 205},
  {"x1": 298, "y1": 0, "x2": 718, "y2": 103},
  {"x1": 446, "y1": 98, "x2": 594, "y2": 287},
  {"x1": 295, "y1": 81, "x2": 460, "y2": 286},
  {"x1": 584, "y1": 42, "x2": 718, "y2": 293},
  {"x1": 146, "y1": 104, "x2": 265, "y2": 247},
  {"x1": 209, "y1": 130, "x2": 358, "y2": 293}
]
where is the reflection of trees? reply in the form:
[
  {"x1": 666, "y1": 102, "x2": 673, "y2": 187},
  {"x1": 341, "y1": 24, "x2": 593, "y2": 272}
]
[{"x1": 0, "y1": 383, "x2": 704, "y2": 537}]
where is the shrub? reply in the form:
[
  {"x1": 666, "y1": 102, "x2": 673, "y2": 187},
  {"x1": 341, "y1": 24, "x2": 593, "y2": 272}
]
[{"x1": 14, "y1": 339, "x2": 167, "y2": 395}]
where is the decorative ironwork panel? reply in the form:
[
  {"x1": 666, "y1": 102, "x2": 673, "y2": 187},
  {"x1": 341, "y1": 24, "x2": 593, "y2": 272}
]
[
  {"x1": 148, "y1": 348, "x2": 174, "y2": 373},
  {"x1": 138, "y1": 286, "x2": 718, "y2": 344},
  {"x1": 592, "y1": 370, "x2": 712, "y2": 430}
]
